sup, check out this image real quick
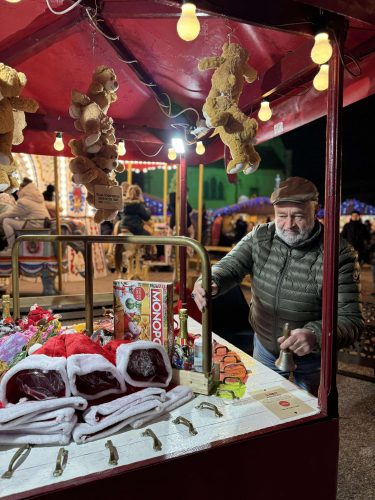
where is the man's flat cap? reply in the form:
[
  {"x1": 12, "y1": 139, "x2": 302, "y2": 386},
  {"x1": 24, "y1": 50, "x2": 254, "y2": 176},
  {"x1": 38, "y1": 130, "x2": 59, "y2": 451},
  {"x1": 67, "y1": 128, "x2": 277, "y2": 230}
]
[{"x1": 270, "y1": 177, "x2": 319, "y2": 205}]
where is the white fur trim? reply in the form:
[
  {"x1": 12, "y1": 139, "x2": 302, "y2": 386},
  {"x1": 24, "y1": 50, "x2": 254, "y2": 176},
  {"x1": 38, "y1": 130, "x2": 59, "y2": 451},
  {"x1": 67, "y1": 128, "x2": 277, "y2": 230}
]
[
  {"x1": 0, "y1": 397, "x2": 87, "y2": 426},
  {"x1": 67, "y1": 353, "x2": 126, "y2": 400},
  {"x1": 0, "y1": 355, "x2": 69, "y2": 405},
  {"x1": 116, "y1": 341, "x2": 172, "y2": 388}
]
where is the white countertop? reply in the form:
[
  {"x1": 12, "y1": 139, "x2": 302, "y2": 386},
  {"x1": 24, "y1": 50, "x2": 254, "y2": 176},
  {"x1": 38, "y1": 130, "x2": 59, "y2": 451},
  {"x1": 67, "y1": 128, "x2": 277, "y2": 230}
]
[{"x1": 0, "y1": 317, "x2": 319, "y2": 498}]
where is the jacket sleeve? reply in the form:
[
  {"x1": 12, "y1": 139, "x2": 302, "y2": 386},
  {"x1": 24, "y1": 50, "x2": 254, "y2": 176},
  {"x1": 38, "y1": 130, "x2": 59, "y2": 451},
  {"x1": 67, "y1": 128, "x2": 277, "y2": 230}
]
[
  {"x1": 210, "y1": 231, "x2": 254, "y2": 295},
  {"x1": 304, "y1": 241, "x2": 365, "y2": 349},
  {"x1": 0, "y1": 204, "x2": 25, "y2": 223},
  {"x1": 139, "y1": 204, "x2": 151, "y2": 221}
]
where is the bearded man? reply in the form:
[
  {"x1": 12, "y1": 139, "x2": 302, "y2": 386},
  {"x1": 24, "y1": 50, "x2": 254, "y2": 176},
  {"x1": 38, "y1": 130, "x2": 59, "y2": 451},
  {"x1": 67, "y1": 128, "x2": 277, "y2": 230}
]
[{"x1": 192, "y1": 177, "x2": 364, "y2": 396}]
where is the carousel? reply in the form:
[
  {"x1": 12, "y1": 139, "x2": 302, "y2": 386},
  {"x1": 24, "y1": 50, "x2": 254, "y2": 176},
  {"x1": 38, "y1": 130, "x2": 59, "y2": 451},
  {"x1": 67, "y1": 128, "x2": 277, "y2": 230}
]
[{"x1": 0, "y1": 1, "x2": 374, "y2": 499}]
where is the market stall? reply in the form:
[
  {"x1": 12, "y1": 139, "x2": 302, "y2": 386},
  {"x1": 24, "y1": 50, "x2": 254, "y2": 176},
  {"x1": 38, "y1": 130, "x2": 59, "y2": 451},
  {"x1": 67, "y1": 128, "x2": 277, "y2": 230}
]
[{"x1": 0, "y1": 0, "x2": 374, "y2": 499}]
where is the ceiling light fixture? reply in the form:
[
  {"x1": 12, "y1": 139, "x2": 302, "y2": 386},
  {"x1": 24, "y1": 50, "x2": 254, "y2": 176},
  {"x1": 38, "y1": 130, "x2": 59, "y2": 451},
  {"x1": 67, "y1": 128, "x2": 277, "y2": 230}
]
[
  {"x1": 311, "y1": 32, "x2": 332, "y2": 65},
  {"x1": 313, "y1": 64, "x2": 329, "y2": 91},
  {"x1": 195, "y1": 141, "x2": 205, "y2": 155},
  {"x1": 53, "y1": 132, "x2": 64, "y2": 151},
  {"x1": 177, "y1": 2, "x2": 200, "y2": 42},
  {"x1": 258, "y1": 101, "x2": 272, "y2": 122},
  {"x1": 118, "y1": 139, "x2": 126, "y2": 156}
]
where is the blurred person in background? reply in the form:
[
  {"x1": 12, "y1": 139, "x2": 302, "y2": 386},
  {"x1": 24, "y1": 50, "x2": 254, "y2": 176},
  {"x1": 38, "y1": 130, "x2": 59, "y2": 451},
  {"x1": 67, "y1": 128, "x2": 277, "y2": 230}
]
[
  {"x1": 0, "y1": 178, "x2": 50, "y2": 253},
  {"x1": 341, "y1": 210, "x2": 371, "y2": 264}
]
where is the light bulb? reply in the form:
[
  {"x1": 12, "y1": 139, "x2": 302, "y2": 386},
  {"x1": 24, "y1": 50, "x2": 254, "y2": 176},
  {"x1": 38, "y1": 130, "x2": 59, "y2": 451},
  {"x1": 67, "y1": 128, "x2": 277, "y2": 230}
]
[
  {"x1": 313, "y1": 64, "x2": 329, "y2": 91},
  {"x1": 5, "y1": 0, "x2": 22, "y2": 3},
  {"x1": 168, "y1": 148, "x2": 177, "y2": 160},
  {"x1": 311, "y1": 32, "x2": 332, "y2": 65},
  {"x1": 118, "y1": 139, "x2": 126, "y2": 156},
  {"x1": 177, "y1": 2, "x2": 200, "y2": 42},
  {"x1": 53, "y1": 132, "x2": 64, "y2": 151},
  {"x1": 195, "y1": 141, "x2": 205, "y2": 155},
  {"x1": 258, "y1": 101, "x2": 272, "y2": 122}
]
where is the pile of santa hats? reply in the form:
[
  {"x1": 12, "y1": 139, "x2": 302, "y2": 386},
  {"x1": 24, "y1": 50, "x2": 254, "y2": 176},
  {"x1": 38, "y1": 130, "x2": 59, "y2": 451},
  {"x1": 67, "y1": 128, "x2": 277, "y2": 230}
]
[{"x1": 0, "y1": 333, "x2": 194, "y2": 445}]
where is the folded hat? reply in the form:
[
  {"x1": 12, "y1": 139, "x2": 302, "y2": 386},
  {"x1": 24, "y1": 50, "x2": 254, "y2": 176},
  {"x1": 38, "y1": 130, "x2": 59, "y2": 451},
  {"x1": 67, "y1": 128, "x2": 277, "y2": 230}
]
[
  {"x1": 0, "y1": 335, "x2": 69, "y2": 405},
  {"x1": 65, "y1": 333, "x2": 126, "y2": 400},
  {"x1": 115, "y1": 340, "x2": 172, "y2": 388},
  {"x1": 270, "y1": 177, "x2": 319, "y2": 205}
]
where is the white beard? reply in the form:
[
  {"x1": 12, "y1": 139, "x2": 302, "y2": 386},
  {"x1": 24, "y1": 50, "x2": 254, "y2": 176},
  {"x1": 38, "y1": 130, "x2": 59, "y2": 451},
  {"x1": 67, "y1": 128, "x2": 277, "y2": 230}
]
[{"x1": 275, "y1": 221, "x2": 315, "y2": 245}]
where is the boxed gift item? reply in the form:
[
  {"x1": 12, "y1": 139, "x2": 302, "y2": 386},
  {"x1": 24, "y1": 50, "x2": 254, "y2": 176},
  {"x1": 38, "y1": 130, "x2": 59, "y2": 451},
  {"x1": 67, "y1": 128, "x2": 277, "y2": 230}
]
[{"x1": 113, "y1": 280, "x2": 174, "y2": 355}]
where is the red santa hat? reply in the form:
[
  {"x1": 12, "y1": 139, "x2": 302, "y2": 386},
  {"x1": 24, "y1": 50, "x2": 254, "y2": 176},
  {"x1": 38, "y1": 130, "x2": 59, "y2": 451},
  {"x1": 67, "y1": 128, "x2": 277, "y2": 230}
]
[
  {"x1": 114, "y1": 340, "x2": 172, "y2": 388},
  {"x1": 0, "y1": 335, "x2": 70, "y2": 406},
  {"x1": 65, "y1": 333, "x2": 126, "y2": 400}
]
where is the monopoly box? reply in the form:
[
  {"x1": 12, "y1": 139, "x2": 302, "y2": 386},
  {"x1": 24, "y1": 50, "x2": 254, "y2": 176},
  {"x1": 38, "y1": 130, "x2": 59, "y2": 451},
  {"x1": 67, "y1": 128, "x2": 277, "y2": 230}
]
[{"x1": 113, "y1": 280, "x2": 174, "y2": 355}]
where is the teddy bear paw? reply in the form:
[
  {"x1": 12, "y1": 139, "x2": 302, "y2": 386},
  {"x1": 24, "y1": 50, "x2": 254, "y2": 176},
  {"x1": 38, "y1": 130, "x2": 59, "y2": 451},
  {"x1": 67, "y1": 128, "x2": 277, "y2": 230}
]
[
  {"x1": 227, "y1": 162, "x2": 245, "y2": 174},
  {"x1": 0, "y1": 153, "x2": 11, "y2": 166},
  {"x1": 84, "y1": 133, "x2": 101, "y2": 147},
  {"x1": 243, "y1": 163, "x2": 259, "y2": 175}
]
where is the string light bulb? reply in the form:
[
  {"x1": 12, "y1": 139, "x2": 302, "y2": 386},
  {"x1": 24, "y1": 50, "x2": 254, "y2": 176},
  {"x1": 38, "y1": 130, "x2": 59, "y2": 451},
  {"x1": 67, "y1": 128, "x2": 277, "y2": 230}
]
[
  {"x1": 258, "y1": 101, "x2": 272, "y2": 122},
  {"x1": 177, "y1": 2, "x2": 200, "y2": 42},
  {"x1": 53, "y1": 132, "x2": 64, "y2": 152},
  {"x1": 5, "y1": 0, "x2": 23, "y2": 3},
  {"x1": 310, "y1": 32, "x2": 332, "y2": 65},
  {"x1": 168, "y1": 148, "x2": 177, "y2": 160},
  {"x1": 195, "y1": 141, "x2": 205, "y2": 155},
  {"x1": 313, "y1": 64, "x2": 329, "y2": 91},
  {"x1": 118, "y1": 139, "x2": 126, "y2": 156}
]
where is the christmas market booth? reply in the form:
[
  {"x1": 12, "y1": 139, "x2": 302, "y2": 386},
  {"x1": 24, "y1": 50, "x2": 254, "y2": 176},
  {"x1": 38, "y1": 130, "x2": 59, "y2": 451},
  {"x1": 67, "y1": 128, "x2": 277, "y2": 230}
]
[{"x1": 0, "y1": 1, "x2": 375, "y2": 499}]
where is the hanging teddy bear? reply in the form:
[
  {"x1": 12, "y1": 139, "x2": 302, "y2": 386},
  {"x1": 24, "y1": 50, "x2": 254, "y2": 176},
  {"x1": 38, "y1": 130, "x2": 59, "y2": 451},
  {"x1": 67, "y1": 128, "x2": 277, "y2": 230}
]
[
  {"x1": 69, "y1": 65, "x2": 118, "y2": 149},
  {"x1": 68, "y1": 66, "x2": 122, "y2": 223},
  {"x1": 198, "y1": 42, "x2": 261, "y2": 175},
  {"x1": 0, "y1": 62, "x2": 39, "y2": 192}
]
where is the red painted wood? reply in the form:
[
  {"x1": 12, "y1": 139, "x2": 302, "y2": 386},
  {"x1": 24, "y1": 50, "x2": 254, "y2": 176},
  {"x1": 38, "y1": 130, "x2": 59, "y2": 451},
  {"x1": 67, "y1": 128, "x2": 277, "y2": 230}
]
[
  {"x1": 319, "y1": 20, "x2": 346, "y2": 417},
  {"x1": 3, "y1": 417, "x2": 338, "y2": 500},
  {"x1": 0, "y1": 10, "x2": 82, "y2": 66},
  {"x1": 295, "y1": 0, "x2": 375, "y2": 25}
]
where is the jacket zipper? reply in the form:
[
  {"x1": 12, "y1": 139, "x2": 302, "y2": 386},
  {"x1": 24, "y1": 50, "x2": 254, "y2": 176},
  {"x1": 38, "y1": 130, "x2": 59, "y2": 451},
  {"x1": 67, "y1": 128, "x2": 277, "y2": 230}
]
[{"x1": 273, "y1": 248, "x2": 291, "y2": 353}]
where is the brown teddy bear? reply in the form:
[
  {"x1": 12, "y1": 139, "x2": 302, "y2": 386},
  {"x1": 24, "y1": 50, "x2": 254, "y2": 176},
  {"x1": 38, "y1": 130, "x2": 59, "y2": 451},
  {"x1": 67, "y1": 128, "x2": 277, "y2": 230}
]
[
  {"x1": 0, "y1": 62, "x2": 38, "y2": 167},
  {"x1": 69, "y1": 140, "x2": 119, "y2": 173},
  {"x1": 69, "y1": 155, "x2": 118, "y2": 223},
  {"x1": 198, "y1": 42, "x2": 261, "y2": 175},
  {"x1": 68, "y1": 66, "x2": 121, "y2": 222},
  {"x1": 69, "y1": 66, "x2": 118, "y2": 148}
]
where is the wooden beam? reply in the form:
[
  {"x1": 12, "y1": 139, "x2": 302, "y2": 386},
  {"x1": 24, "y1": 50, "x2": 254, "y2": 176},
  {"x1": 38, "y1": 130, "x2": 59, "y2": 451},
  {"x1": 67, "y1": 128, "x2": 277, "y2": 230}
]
[
  {"x1": 78, "y1": 0, "x2": 195, "y2": 127},
  {"x1": 26, "y1": 114, "x2": 168, "y2": 144},
  {"x1": 0, "y1": 10, "x2": 83, "y2": 66},
  {"x1": 293, "y1": 0, "x2": 375, "y2": 25},
  {"x1": 153, "y1": 0, "x2": 317, "y2": 36}
]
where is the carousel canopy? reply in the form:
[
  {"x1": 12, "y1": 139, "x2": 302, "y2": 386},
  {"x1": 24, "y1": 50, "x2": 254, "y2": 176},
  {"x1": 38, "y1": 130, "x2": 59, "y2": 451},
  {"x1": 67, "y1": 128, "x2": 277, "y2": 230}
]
[{"x1": 1, "y1": 0, "x2": 374, "y2": 164}]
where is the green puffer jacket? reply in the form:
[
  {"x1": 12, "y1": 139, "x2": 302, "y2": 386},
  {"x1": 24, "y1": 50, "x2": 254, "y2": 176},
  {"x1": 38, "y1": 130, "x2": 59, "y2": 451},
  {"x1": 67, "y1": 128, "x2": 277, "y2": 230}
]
[{"x1": 211, "y1": 221, "x2": 364, "y2": 356}]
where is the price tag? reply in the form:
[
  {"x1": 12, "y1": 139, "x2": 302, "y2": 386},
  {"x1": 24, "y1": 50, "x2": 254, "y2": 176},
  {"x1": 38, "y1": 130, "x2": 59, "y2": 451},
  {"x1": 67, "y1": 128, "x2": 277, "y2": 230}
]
[{"x1": 94, "y1": 185, "x2": 123, "y2": 210}]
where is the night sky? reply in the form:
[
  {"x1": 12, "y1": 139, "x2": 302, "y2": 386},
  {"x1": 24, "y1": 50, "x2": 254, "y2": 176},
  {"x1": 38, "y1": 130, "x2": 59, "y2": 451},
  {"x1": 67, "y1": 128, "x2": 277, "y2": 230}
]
[{"x1": 281, "y1": 94, "x2": 374, "y2": 205}]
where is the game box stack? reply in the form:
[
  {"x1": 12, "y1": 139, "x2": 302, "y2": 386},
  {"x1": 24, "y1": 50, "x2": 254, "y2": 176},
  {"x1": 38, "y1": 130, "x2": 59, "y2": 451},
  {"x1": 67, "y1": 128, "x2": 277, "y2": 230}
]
[{"x1": 113, "y1": 280, "x2": 174, "y2": 356}]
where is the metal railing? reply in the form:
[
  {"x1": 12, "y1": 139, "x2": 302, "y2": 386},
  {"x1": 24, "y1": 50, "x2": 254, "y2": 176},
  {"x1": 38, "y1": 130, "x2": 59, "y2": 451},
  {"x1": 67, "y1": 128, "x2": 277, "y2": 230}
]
[{"x1": 11, "y1": 234, "x2": 212, "y2": 374}]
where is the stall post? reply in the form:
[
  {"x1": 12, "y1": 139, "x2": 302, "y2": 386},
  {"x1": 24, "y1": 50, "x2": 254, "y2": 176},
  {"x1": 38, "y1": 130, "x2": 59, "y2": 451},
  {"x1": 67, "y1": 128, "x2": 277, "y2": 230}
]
[
  {"x1": 53, "y1": 156, "x2": 63, "y2": 293},
  {"x1": 197, "y1": 163, "x2": 204, "y2": 243},
  {"x1": 179, "y1": 154, "x2": 187, "y2": 308},
  {"x1": 320, "y1": 19, "x2": 347, "y2": 416},
  {"x1": 127, "y1": 162, "x2": 132, "y2": 184},
  {"x1": 163, "y1": 162, "x2": 168, "y2": 224},
  {"x1": 175, "y1": 163, "x2": 180, "y2": 282}
]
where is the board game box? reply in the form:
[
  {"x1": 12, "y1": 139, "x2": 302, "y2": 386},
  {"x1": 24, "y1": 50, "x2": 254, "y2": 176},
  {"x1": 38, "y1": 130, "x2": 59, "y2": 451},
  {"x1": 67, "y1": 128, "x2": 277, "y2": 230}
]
[{"x1": 113, "y1": 280, "x2": 174, "y2": 355}]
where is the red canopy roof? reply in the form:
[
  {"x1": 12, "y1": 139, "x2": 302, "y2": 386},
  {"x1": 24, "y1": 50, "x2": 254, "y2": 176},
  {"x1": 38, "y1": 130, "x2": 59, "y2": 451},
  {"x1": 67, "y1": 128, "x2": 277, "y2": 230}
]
[{"x1": 1, "y1": 0, "x2": 374, "y2": 164}]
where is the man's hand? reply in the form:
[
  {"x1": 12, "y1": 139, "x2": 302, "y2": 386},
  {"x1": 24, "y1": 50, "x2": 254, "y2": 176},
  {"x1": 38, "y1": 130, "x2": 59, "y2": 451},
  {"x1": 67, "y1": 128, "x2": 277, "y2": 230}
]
[
  {"x1": 192, "y1": 280, "x2": 218, "y2": 312},
  {"x1": 278, "y1": 328, "x2": 317, "y2": 356}
]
